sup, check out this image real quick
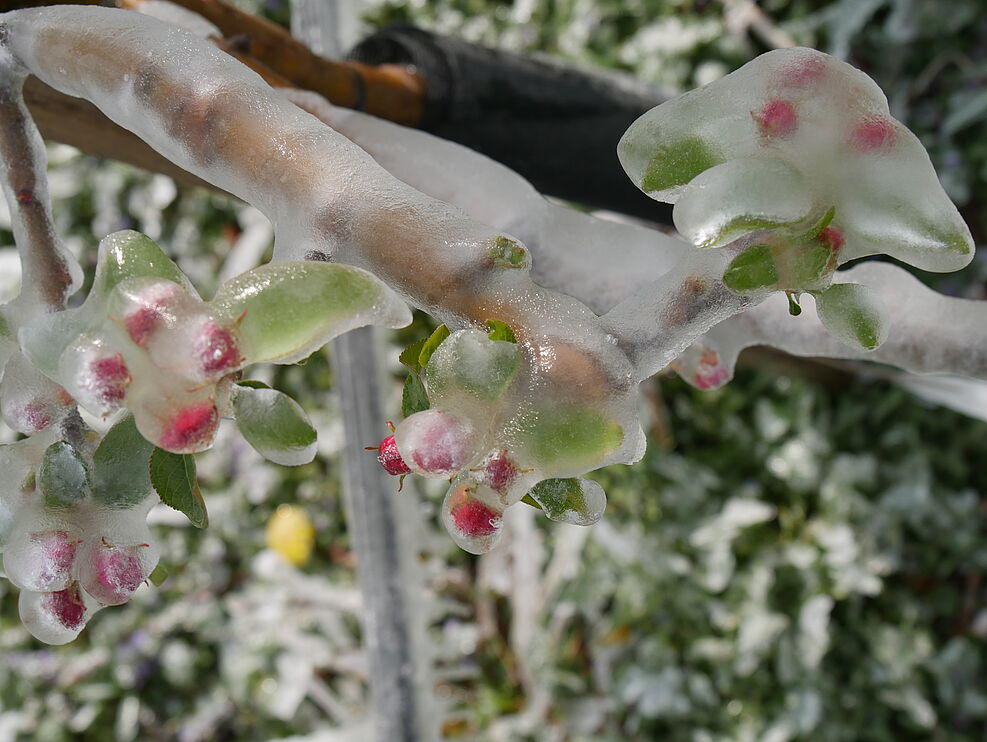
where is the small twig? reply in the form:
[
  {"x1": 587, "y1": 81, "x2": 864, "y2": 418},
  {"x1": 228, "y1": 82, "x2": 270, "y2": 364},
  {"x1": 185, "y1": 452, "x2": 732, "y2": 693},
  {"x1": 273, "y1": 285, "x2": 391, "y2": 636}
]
[{"x1": 0, "y1": 68, "x2": 76, "y2": 310}]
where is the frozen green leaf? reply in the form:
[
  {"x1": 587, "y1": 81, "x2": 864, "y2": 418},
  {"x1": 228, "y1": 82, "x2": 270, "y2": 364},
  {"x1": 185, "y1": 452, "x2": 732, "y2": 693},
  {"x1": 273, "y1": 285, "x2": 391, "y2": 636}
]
[
  {"x1": 92, "y1": 414, "x2": 154, "y2": 509},
  {"x1": 232, "y1": 385, "x2": 317, "y2": 466},
  {"x1": 39, "y1": 441, "x2": 91, "y2": 509},
  {"x1": 418, "y1": 324, "x2": 450, "y2": 369},
  {"x1": 150, "y1": 447, "x2": 207, "y2": 528},
  {"x1": 402, "y1": 373, "x2": 430, "y2": 418},
  {"x1": 211, "y1": 261, "x2": 411, "y2": 365},
  {"x1": 723, "y1": 244, "x2": 779, "y2": 294}
]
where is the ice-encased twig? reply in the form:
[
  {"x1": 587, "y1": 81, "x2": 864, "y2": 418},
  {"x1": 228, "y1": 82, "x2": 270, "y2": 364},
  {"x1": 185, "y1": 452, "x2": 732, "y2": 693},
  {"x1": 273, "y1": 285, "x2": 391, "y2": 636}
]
[
  {"x1": 281, "y1": 88, "x2": 689, "y2": 316},
  {"x1": 0, "y1": 63, "x2": 79, "y2": 314},
  {"x1": 684, "y1": 262, "x2": 987, "y2": 384}
]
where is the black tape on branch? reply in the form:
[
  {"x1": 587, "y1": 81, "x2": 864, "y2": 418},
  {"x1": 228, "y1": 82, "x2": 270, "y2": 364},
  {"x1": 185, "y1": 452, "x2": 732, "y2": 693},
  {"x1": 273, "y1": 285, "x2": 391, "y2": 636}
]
[{"x1": 349, "y1": 26, "x2": 673, "y2": 224}]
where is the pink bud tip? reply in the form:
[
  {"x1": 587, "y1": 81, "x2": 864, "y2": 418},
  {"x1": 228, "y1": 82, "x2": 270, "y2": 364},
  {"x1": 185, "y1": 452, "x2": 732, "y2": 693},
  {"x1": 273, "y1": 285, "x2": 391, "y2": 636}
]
[
  {"x1": 34, "y1": 530, "x2": 78, "y2": 578},
  {"x1": 755, "y1": 100, "x2": 798, "y2": 138},
  {"x1": 195, "y1": 322, "x2": 241, "y2": 377},
  {"x1": 777, "y1": 58, "x2": 826, "y2": 88},
  {"x1": 85, "y1": 547, "x2": 145, "y2": 605},
  {"x1": 12, "y1": 401, "x2": 53, "y2": 434},
  {"x1": 818, "y1": 226, "x2": 845, "y2": 253},
  {"x1": 125, "y1": 306, "x2": 162, "y2": 347},
  {"x1": 452, "y1": 499, "x2": 501, "y2": 538},
  {"x1": 485, "y1": 451, "x2": 518, "y2": 492},
  {"x1": 160, "y1": 401, "x2": 219, "y2": 451},
  {"x1": 694, "y1": 367, "x2": 730, "y2": 390},
  {"x1": 44, "y1": 584, "x2": 87, "y2": 630},
  {"x1": 376, "y1": 434, "x2": 411, "y2": 475},
  {"x1": 90, "y1": 353, "x2": 131, "y2": 404},
  {"x1": 850, "y1": 117, "x2": 897, "y2": 152}
]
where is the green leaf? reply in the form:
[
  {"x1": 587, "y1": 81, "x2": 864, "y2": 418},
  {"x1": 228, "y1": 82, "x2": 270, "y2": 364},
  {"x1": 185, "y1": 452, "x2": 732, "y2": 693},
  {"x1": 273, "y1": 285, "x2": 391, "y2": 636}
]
[
  {"x1": 402, "y1": 373, "x2": 430, "y2": 418},
  {"x1": 520, "y1": 494, "x2": 543, "y2": 510},
  {"x1": 815, "y1": 283, "x2": 888, "y2": 351},
  {"x1": 39, "y1": 441, "x2": 91, "y2": 509},
  {"x1": 418, "y1": 324, "x2": 450, "y2": 368},
  {"x1": 641, "y1": 136, "x2": 720, "y2": 193},
  {"x1": 235, "y1": 379, "x2": 271, "y2": 390},
  {"x1": 149, "y1": 448, "x2": 208, "y2": 528},
  {"x1": 796, "y1": 206, "x2": 836, "y2": 242},
  {"x1": 424, "y1": 329, "x2": 521, "y2": 403},
  {"x1": 232, "y1": 385, "x2": 318, "y2": 466},
  {"x1": 786, "y1": 243, "x2": 833, "y2": 288},
  {"x1": 723, "y1": 244, "x2": 779, "y2": 294},
  {"x1": 399, "y1": 338, "x2": 428, "y2": 373},
  {"x1": 489, "y1": 236, "x2": 529, "y2": 269},
  {"x1": 91, "y1": 230, "x2": 188, "y2": 297},
  {"x1": 485, "y1": 319, "x2": 517, "y2": 344},
  {"x1": 527, "y1": 477, "x2": 606, "y2": 526},
  {"x1": 521, "y1": 405, "x2": 624, "y2": 473},
  {"x1": 92, "y1": 414, "x2": 154, "y2": 509},
  {"x1": 148, "y1": 563, "x2": 170, "y2": 586},
  {"x1": 211, "y1": 262, "x2": 411, "y2": 365}
]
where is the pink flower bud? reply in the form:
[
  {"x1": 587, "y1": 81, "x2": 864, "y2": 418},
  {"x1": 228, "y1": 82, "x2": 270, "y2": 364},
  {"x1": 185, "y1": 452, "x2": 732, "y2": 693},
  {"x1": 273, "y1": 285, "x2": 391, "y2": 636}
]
[
  {"x1": 776, "y1": 57, "x2": 826, "y2": 88},
  {"x1": 484, "y1": 450, "x2": 519, "y2": 492},
  {"x1": 755, "y1": 100, "x2": 798, "y2": 138},
  {"x1": 850, "y1": 117, "x2": 897, "y2": 152},
  {"x1": 375, "y1": 434, "x2": 410, "y2": 475},
  {"x1": 82, "y1": 544, "x2": 146, "y2": 606},
  {"x1": 194, "y1": 321, "x2": 242, "y2": 378},
  {"x1": 89, "y1": 353, "x2": 131, "y2": 407},
  {"x1": 160, "y1": 401, "x2": 219, "y2": 452},
  {"x1": 43, "y1": 583, "x2": 87, "y2": 630},
  {"x1": 818, "y1": 226, "x2": 845, "y2": 253}
]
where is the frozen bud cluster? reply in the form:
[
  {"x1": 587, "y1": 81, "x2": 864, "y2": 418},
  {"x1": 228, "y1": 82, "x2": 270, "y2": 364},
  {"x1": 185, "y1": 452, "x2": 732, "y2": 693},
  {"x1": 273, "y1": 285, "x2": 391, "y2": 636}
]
[
  {"x1": 20, "y1": 230, "x2": 409, "y2": 455},
  {"x1": 619, "y1": 48, "x2": 974, "y2": 351},
  {"x1": 379, "y1": 325, "x2": 637, "y2": 554},
  {"x1": 0, "y1": 424, "x2": 160, "y2": 644}
]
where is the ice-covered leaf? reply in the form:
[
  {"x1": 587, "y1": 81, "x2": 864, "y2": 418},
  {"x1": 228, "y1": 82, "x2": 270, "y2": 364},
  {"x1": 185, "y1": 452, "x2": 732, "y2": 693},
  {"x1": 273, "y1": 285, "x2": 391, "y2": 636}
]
[
  {"x1": 92, "y1": 414, "x2": 154, "y2": 509},
  {"x1": 210, "y1": 261, "x2": 411, "y2": 365},
  {"x1": 814, "y1": 282, "x2": 888, "y2": 351},
  {"x1": 528, "y1": 477, "x2": 607, "y2": 526},
  {"x1": 39, "y1": 441, "x2": 91, "y2": 509},
  {"x1": 418, "y1": 324, "x2": 450, "y2": 368},
  {"x1": 485, "y1": 318, "x2": 517, "y2": 343},
  {"x1": 149, "y1": 447, "x2": 207, "y2": 528},
  {"x1": 425, "y1": 329, "x2": 521, "y2": 404},
  {"x1": 723, "y1": 244, "x2": 778, "y2": 294},
  {"x1": 90, "y1": 230, "x2": 190, "y2": 299},
  {"x1": 231, "y1": 385, "x2": 317, "y2": 466},
  {"x1": 402, "y1": 373, "x2": 430, "y2": 418},
  {"x1": 639, "y1": 135, "x2": 722, "y2": 197},
  {"x1": 673, "y1": 159, "x2": 815, "y2": 248},
  {"x1": 519, "y1": 403, "x2": 624, "y2": 473}
]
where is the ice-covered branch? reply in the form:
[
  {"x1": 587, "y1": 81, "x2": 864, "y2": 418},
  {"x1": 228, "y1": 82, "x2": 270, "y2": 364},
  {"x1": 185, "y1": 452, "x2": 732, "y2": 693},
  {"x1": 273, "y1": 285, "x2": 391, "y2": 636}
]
[
  {"x1": 0, "y1": 65, "x2": 79, "y2": 313},
  {"x1": 677, "y1": 262, "x2": 987, "y2": 389}
]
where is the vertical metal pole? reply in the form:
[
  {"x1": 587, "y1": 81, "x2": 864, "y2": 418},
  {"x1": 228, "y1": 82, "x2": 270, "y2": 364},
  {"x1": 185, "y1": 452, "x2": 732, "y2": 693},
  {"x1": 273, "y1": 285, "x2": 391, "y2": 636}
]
[
  {"x1": 289, "y1": 4, "x2": 436, "y2": 740},
  {"x1": 330, "y1": 328, "x2": 435, "y2": 742}
]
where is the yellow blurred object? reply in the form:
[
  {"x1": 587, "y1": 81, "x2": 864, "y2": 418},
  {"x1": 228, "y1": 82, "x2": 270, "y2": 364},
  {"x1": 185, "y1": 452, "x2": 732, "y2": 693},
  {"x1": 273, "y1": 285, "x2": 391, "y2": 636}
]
[{"x1": 265, "y1": 504, "x2": 316, "y2": 567}]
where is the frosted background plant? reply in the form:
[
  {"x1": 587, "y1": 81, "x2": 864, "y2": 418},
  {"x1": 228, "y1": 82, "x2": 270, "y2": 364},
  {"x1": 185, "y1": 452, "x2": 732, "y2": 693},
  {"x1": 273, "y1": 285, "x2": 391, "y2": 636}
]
[{"x1": 0, "y1": 1, "x2": 987, "y2": 742}]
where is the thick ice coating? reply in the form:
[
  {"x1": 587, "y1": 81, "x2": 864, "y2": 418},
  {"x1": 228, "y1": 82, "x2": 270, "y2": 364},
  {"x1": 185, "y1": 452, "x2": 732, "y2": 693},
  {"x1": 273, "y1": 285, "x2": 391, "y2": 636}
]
[
  {"x1": 20, "y1": 229, "x2": 409, "y2": 453},
  {"x1": 618, "y1": 47, "x2": 974, "y2": 273},
  {"x1": 0, "y1": 417, "x2": 161, "y2": 644},
  {"x1": 0, "y1": 4, "x2": 650, "y2": 552},
  {"x1": 0, "y1": 1, "x2": 983, "y2": 582}
]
